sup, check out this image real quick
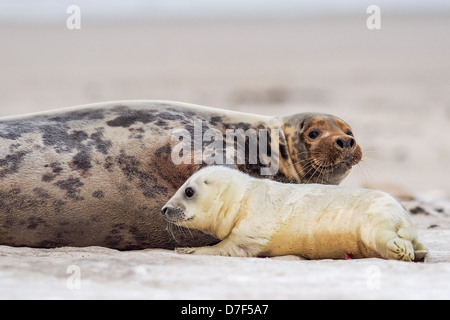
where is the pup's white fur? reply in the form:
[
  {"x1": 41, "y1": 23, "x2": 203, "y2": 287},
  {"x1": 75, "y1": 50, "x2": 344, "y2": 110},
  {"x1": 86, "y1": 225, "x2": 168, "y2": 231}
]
[{"x1": 162, "y1": 166, "x2": 427, "y2": 261}]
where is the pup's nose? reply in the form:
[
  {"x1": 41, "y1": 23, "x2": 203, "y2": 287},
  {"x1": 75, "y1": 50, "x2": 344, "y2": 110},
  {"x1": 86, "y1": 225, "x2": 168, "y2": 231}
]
[
  {"x1": 161, "y1": 206, "x2": 170, "y2": 216},
  {"x1": 336, "y1": 137, "x2": 355, "y2": 149}
]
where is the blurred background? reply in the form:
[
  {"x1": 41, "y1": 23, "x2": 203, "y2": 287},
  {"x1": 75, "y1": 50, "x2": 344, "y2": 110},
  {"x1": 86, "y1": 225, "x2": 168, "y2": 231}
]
[{"x1": 0, "y1": 0, "x2": 449, "y2": 198}]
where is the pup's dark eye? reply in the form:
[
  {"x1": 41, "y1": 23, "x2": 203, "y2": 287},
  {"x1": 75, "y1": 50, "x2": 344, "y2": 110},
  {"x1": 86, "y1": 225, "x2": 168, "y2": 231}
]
[
  {"x1": 308, "y1": 130, "x2": 320, "y2": 139},
  {"x1": 346, "y1": 130, "x2": 354, "y2": 136},
  {"x1": 185, "y1": 187, "x2": 195, "y2": 199}
]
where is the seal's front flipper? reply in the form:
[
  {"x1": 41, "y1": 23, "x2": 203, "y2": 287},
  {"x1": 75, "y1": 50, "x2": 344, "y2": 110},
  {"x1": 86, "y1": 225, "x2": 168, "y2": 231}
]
[
  {"x1": 175, "y1": 237, "x2": 263, "y2": 257},
  {"x1": 175, "y1": 247, "x2": 197, "y2": 255},
  {"x1": 175, "y1": 245, "x2": 229, "y2": 256}
]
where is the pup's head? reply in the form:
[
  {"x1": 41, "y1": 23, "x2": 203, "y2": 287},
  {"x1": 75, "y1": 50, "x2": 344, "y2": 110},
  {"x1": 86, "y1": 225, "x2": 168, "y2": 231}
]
[{"x1": 161, "y1": 166, "x2": 244, "y2": 232}]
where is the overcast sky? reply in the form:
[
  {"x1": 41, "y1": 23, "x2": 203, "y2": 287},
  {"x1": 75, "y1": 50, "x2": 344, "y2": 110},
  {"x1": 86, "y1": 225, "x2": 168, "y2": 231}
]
[{"x1": 1, "y1": 0, "x2": 449, "y2": 22}]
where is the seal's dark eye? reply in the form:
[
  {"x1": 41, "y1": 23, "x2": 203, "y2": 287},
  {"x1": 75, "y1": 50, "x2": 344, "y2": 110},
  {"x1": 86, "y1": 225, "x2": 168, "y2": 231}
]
[
  {"x1": 308, "y1": 130, "x2": 320, "y2": 139},
  {"x1": 185, "y1": 187, "x2": 195, "y2": 199},
  {"x1": 346, "y1": 130, "x2": 354, "y2": 136}
]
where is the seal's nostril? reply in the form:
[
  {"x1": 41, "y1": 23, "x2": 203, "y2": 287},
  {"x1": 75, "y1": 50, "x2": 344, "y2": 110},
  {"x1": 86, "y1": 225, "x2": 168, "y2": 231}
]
[
  {"x1": 349, "y1": 138, "x2": 355, "y2": 148},
  {"x1": 161, "y1": 206, "x2": 168, "y2": 216},
  {"x1": 336, "y1": 137, "x2": 355, "y2": 149}
]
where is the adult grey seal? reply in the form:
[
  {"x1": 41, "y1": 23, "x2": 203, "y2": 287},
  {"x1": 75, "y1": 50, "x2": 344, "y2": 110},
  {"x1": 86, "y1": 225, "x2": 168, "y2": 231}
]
[{"x1": 0, "y1": 100, "x2": 361, "y2": 249}]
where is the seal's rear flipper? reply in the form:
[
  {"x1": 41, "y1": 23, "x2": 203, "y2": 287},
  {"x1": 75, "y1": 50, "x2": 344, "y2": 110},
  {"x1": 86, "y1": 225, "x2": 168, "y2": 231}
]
[
  {"x1": 414, "y1": 249, "x2": 428, "y2": 262},
  {"x1": 412, "y1": 239, "x2": 428, "y2": 262}
]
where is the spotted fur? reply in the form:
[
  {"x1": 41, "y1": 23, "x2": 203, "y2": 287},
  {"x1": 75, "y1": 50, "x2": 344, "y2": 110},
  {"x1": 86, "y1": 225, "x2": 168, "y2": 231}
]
[{"x1": 0, "y1": 100, "x2": 361, "y2": 249}]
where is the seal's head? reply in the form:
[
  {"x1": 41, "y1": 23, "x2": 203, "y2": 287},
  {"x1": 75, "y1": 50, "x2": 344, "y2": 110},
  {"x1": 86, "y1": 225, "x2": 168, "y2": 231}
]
[
  {"x1": 282, "y1": 113, "x2": 362, "y2": 185},
  {"x1": 161, "y1": 166, "x2": 247, "y2": 236}
]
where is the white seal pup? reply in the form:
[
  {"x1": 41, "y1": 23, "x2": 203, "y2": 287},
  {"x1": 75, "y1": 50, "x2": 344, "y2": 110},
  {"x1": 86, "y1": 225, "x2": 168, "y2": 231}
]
[{"x1": 161, "y1": 166, "x2": 427, "y2": 261}]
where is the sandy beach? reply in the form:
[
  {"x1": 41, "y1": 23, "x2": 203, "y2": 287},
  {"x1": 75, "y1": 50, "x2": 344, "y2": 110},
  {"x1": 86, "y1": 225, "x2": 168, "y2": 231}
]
[{"x1": 0, "y1": 15, "x2": 449, "y2": 299}]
